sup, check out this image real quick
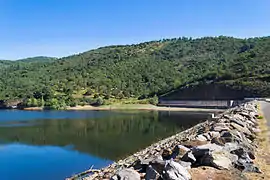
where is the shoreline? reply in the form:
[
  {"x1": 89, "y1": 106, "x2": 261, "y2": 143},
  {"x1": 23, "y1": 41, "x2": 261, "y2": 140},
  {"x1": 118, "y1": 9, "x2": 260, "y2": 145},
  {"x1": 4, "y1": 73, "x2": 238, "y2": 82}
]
[
  {"x1": 68, "y1": 101, "x2": 267, "y2": 180},
  {"x1": 22, "y1": 104, "x2": 224, "y2": 112}
]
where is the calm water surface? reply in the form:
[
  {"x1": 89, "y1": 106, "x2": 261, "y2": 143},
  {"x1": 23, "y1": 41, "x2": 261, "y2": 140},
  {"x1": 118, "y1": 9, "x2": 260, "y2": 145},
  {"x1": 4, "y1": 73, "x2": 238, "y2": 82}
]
[{"x1": 0, "y1": 110, "x2": 214, "y2": 180}]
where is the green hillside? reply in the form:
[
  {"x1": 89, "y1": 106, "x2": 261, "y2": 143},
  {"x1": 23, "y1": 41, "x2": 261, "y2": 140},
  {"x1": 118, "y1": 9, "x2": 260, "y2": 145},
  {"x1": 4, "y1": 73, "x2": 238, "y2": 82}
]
[
  {"x1": 0, "y1": 36, "x2": 270, "y2": 109},
  {"x1": 17, "y1": 56, "x2": 57, "y2": 63},
  {"x1": 0, "y1": 60, "x2": 15, "y2": 69},
  {"x1": 0, "y1": 56, "x2": 56, "y2": 69}
]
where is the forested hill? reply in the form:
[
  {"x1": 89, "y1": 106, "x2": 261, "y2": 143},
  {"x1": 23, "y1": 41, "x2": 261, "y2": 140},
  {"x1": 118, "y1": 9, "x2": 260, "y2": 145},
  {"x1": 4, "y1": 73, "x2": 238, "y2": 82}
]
[
  {"x1": 0, "y1": 56, "x2": 56, "y2": 69},
  {"x1": 0, "y1": 60, "x2": 14, "y2": 69},
  {"x1": 16, "y1": 56, "x2": 57, "y2": 63},
  {"x1": 0, "y1": 36, "x2": 270, "y2": 109}
]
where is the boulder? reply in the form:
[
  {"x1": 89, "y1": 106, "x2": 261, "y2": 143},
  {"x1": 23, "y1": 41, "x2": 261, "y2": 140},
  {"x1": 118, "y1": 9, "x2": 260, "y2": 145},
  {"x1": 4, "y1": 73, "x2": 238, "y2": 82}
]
[
  {"x1": 230, "y1": 119, "x2": 246, "y2": 128},
  {"x1": 133, "y1": 156, "x2": 161, "y2": 171},
  {"x1": 196, "y1": 150, "x2": 237, "y2": 170},
  {"x1": 230, "y1": 122, "x2": 252, "y2": 136},
  {"x1": 211, "y1": 151, "x2": 237, "y2": 170},
  {"x1": 233, "y1": 114, "x2": 246, "y2": 121},
  {"x1": 208, "y1": 131, "x2": 220, "y2": 139},
  {"x1": 202, "y1": 133, "x2": 211, "y2": 141},
  {"x1": 176, "y1": 145, "x2": 191, "y2": 152},
  {"x1": 212, "y1": 123, "x2": 231, "y2": 132},
  {"x1": 196, "y1": 143, "x2": 223, "y2": 152},
  {"x1": 170, "y1": 145, "x2": 190, "y2": 160},
  {"x1": 149, "y1": 158, "x2": 166, "y2": 174},
  {"x1": 181, "y1": 151, "x2": 196, "y2": 164},
  {"x1": 145, "y1": 165, "x2": 160, "y2": 180},
  {"x1": 251, "y1": 128, "x2": 261, "y2": 134},
  {"x1": 110, "y1": 168, "x2": 141, "y2": 180},
  {"x1": 223, "y1": 142, "x2": 240, "y2": 152},
  {"x1": 162, "y1": 149, "x2": 173, "y2": 160},
  {"x1": 181, "y1": 140, "x2": 208, "y2": 147},
  {"x1": 163, "y1": 160, "x2": 191, "y2": 180},
  {"x1": 221, "y1": 129, "x2": 247, "y2": 143},
  {"x1": 235, "y1": 160, "x2": 261, "y2": 173},
  {"x1": 178, "y1": 161, "x2": 192, "y2": 169},
  {"x1": 195, "y1": 134, "x2": 208, "y2": 142},
  {"x1": 239, "y1": 112, "x2": 252, "y2": 119},
  {"x1": 250, "y1": 111, "x2": 259, "y2": 118},
  {"x1": 211, "y1": 137, "x2": 226, "y2": 146}
]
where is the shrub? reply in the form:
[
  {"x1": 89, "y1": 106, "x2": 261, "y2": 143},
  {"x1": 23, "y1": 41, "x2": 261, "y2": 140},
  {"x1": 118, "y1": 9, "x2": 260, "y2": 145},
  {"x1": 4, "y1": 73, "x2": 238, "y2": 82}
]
[
  {"x1": 95, "y1": 97, "x2": 104, "y2": 106},
  {"x1": 149, "y1": 95, "x2": 159, "y2": 105}
]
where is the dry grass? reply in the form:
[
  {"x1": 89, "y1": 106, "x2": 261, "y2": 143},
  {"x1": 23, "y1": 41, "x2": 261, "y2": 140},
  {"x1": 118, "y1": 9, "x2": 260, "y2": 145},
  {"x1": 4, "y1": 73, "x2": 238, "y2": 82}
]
[{"x1": 244, "y1": 104, "x2": 270, "y2": 180}]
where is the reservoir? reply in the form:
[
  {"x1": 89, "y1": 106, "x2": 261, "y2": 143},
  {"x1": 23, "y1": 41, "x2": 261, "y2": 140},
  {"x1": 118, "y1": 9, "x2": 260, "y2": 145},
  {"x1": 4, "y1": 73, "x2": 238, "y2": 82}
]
[{"x1": 0, "y1": 109, "x2": 215, "y2": 180}]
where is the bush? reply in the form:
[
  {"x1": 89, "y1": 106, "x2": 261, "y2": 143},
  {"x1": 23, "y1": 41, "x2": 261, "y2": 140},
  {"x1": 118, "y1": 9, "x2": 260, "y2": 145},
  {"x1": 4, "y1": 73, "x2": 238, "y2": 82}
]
[
  {"x1": 69, "y1": 101, "x2": 77, "y2": 107},
  {"x1": 95, "y1": 97, "x2": 104, "y2": 106},
  {"x1": 45, "y1": 98, "x2": 67, "y2": 110},
  {"x1": 83, "y1": 89, "x2": 93, "y2": 96},
  {"x1": 78, "y1": 102, "x2": 86, "y2": 106},
  {"x1": 149, "y1": 95, "x2": 159, "y2": 105}
]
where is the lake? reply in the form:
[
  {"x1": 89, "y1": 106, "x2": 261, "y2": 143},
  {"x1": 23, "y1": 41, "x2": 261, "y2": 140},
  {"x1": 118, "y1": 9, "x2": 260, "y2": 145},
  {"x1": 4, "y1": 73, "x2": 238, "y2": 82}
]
[{"x1": 0, "y1": 110, "x2": 214, "y2": 180}]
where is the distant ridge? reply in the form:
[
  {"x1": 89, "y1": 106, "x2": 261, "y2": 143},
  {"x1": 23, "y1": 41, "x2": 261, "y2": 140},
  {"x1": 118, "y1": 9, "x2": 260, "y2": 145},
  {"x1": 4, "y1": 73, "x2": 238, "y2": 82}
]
[{"x1": 17, "y1": 56, "x2": 57, "y2": 62}]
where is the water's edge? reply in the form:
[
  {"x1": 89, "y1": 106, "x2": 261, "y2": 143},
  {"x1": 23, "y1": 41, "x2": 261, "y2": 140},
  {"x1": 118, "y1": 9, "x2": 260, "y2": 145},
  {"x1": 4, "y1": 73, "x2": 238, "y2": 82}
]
[{"x1": 69, "y1": 101, "x2": 262, "y2": 179}]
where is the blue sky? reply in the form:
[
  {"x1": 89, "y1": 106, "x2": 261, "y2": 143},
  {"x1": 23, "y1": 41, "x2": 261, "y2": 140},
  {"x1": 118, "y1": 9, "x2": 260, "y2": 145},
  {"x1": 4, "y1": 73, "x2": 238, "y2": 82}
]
[{"x1": 1, "y1": 0, "x2": 269, "y2": 60}]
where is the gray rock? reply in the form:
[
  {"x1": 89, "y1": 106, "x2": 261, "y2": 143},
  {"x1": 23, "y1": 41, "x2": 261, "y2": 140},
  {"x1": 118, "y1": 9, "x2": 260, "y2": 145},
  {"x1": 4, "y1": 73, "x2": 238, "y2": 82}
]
[
  {"x1": 211, "y1": 137, "x2": 226, "y2": 146},
  {"x1": 223, "y1": 114, "x2": 232, "y2": 119},
  {"x1": 110, "y1": 175, "x2": 118, "y2": 180},
  {"x1": 239, "y1": 112, "x2": 252, "y2": 118},
  {"x1": 145, "y1": 165, "x2": 160, "y2": 180},
  {"x1": 203, "y1": 133, "x2": 211, "y2": 141},
  {"x1": 230, "y1": 122, "x2": 252, "y2": 136},
  {"x1": 233, "y1": 114, "x2": 246, "y2": 121},
  {"x1": 212, "y1": 123, "x2": 231, "y2": 132},
  {"x1": 133, "y1": 156, "x2": 160, "y2": 171},
  {"x1": 195, "y1": 134, "x2": 208, "y2": 141},
  {"x1": 163, "y1": 160, "x2": 191, "y2": 180},
  {"x1": 246, "y1": 120, "x2": 256, "y2": 127},
  {"x1": 162, "y1": 149, "x2": 173, "y2": 160},
  {"x1": 211, "y1": 151, "x2": 237, "y2": 169},
  {"x1": 233, "y1": 149, "x2": 261, "y2": 173},
  {"x1": 230, "y1": 119, "x2": 246, "y2": 128},
  {"x1": 111, "y1": 168, "x2": 141, "y2": 180},
  {"x1": 149, "y1": 158, "x2": 166, "y2": 174},
  {"x1": 178, "y1": 161, "x2": 192, "y2": 169},
  {"x1": 223, "y1": 142, "x2": 239, "y2": 152},
  {"x1": 198, "y1": 150, "x2": 236, "y2": 170},
  {"x1": 250, "y1": 111, "x2": 259, "y2": 118},
  {"x1": 196, "y1": 143, "x2": 223, "y2": 151},
  {"x1": 140, "y1": 157, "x2": 158, "y2": 165},
  {"x1": 208, "y1": 131, "x2": 220, "y2": 139},
  {"x1": 251, "y1": 128, "x2": 261, "y2": 134},
  {"x1": 181, "y1": 151, "x2": 196, "y2": 163},
  {"x1": 221, "y1": 130, "x2": 243, "y2": 143},
  {"x1": 191, "y1": 148, "x2": 210, "y2": 158},
  {"x1": 175, "y1": 145, "x2": 190, "y2": 152},
  {"x1": 170, "y1": 145, "x2": 190, "y2": 159}
]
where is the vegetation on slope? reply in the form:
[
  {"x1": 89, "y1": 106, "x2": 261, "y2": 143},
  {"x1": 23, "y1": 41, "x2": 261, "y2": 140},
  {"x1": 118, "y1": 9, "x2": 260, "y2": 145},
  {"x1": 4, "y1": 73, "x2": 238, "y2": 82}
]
[
  {"x1": 17, "y1": 56, "x2": 57, "y2": 63},
  {"x1": 0, "y1": 36, "x2": 270, "y2": 109},
  {"x1": 0, "y1": 56, "x2": 56, "y2": 69}
]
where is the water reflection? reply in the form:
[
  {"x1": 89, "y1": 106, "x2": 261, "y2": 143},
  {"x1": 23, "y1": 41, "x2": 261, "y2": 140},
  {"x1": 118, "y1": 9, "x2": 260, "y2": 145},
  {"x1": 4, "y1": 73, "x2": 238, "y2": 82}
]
[
  {"x1": 0, "y1": 143, "x2": 112, "y2": 180},
  {"x1": 0, "y1": 110, "x2": 213, "y2": 180},
  {"x1": 0, "y1": 111, "x2": 211, "y2": 160}
]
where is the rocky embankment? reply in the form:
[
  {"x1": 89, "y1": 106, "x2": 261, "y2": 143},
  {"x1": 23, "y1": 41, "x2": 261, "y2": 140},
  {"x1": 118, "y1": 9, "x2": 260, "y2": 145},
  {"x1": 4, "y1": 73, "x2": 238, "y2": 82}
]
[{"x1": 72, "y1": 101, "x2": 262, "y2": 180}]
